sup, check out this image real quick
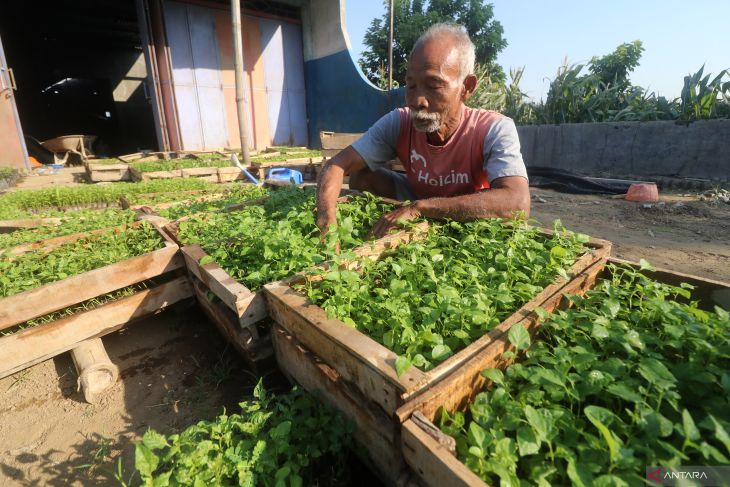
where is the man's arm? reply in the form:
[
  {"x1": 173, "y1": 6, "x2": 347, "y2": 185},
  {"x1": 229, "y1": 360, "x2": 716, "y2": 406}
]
[
  {"x1": 315, "y1": 146, "x2": 367, "y2": 233},
  {"x1": 369, "y1": 176, "x2": 529, "y2": 237}
]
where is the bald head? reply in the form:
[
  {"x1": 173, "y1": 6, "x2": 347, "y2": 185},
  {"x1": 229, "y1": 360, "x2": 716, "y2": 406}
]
[{"x1": 410, "y1": 23, "x2": 476, "y2": 82}]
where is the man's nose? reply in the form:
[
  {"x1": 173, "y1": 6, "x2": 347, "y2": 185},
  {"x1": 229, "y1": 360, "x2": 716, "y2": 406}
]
[{"x1": 409, "y1": 93, "x2": 428, "y2": 111}]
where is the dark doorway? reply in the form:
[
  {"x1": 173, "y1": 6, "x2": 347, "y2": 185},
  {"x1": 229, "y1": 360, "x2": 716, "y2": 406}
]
[{"x1": 0, "y1": 0, "x2": 158, "y2": 156}]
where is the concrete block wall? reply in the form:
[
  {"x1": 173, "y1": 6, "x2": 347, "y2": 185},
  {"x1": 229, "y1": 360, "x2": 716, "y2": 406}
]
[{"x1": 517, "y1": 119, "x2": 730, "y2": 181}]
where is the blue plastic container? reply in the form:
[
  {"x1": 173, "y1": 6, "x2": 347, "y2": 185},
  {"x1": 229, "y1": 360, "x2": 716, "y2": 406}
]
[{"x1": 267, "y1": 167, "x2": 303, "y2": 184}]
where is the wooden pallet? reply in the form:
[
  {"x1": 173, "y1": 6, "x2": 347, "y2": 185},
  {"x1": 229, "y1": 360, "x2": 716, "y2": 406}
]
[
  {"x1": 397, "y1": 258, "x2": 730, "y2": 486},
  {"x1": 272, "y1": 325, "x2": 409, "y2": 486},
  {"x1": 0, "y1": 220, "x2": 189, "y2": 379},
  {"x1": 85, "y1": 162, "x2": 131, "y2": 182},
  {"x1": 264, "y1": 229, "x2": 612, "y2": 417}
]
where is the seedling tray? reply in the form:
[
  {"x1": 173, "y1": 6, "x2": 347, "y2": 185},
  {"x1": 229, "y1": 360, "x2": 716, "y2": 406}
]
[
  {"x1": 164, "y1": 191, "x2": 396, "y2": 323},
  {"x1": 85, "y1": 162, "x2": 131, "y2": 182},
  {"x1": 0, "y1": 220, "x2": 188, "y2": 379},
  {"x1": 397, "y1": 258, "x2": 730, "y2": 486},
  {"x1": 264, "y1": 226, "x2": 612, "y2": 416}
]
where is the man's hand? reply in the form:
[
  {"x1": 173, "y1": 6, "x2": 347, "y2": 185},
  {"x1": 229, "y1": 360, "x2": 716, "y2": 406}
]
[
  {"x1": 369, "y1": 203, "x2": 421, "y2": 238},
  {"x1": 316, "y1": 210, "x2": 337, "y2": 237},
  {"x1": 316, "y1": 146, "x2": 367, "y2": 237}
]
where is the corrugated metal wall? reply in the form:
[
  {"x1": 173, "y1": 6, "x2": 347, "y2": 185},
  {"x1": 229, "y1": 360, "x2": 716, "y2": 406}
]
[{"x1": 163, "y1": 1, "x2": 307, "y2": 150}]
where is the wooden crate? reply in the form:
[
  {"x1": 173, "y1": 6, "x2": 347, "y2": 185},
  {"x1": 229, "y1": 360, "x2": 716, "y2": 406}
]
[
  {"x1": 85, "y1": 162, "x2": 131, "y2": 182},
  {"x1": 249, "y1": 160, "x2": 322, "y2": 182},
  {"x1": 397, "y1": 258, "x2": 730, "y2": 486},
  {"x1": 264, "y1": 229, "x2": 611, "y2": 416},
  {"x1": 272, "y1": 325, "x2": 409, "y2": 486},
  {"x1": 217, "y1": 167, "x2": 247, "y2": 183},
  {"x1": 180, "y1": 166, "x2": 220, "y2": 182},
  {"x1": 179, "y1": 244, "x2": 267, "y2": 332},
  {"x1": 130, "y1": 166, "x2": 183, "y2": 181},
  {"x1": 320, "y1": 131, "x2": 363, "y2": 158},
  {"x1": 0, "y1": 220, "x2": 190, "y2": 379},
  {"x1": 190, "y1": 275, "x2": 273, "y2": 371},
  {"x1": 165, "y1": 192, "x2": 401, "y2": 364}
]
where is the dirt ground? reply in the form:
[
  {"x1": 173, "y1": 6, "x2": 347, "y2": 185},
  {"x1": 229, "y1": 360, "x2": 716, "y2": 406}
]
[
  {"x1": 1, "y1": 186, "x2": 728, "y2": 486},
  {"x1": 11, "y1": 167, "x2": 87, "y2": 190},
  {"x1": 530, "y1": 188, "x2": 730, "y2": 282},
  {"x1": 0, "y1": 304, "x2": 277, "y2": 486}
]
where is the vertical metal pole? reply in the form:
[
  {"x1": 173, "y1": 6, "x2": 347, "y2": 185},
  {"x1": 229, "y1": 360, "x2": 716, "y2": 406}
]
[
  {"x1": 231, "y1": 0, "x2": 251, "y2": 165},
  {"x1": 388, "y1": 0, "x2": 394, "y2": 90}
]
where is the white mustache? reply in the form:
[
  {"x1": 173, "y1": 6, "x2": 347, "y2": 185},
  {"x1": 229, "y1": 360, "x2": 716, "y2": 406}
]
[{"x1": 411, "y1": 110, "x2": 440, "y2": 122}]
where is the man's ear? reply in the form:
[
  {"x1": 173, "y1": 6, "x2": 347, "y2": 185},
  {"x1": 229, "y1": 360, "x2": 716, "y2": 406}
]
[{"x1": 461, "y1": 74, "x2": 478, "y2": 101}]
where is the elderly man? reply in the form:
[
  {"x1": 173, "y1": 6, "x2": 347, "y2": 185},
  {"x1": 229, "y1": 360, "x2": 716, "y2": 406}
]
[{"x1": 316, "y1": 23, "x2": 530, "y2": 237}]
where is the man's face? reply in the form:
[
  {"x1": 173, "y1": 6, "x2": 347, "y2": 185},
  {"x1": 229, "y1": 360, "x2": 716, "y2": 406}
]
[{"x1": 405, "y1": 39, "x2": 465, "y2": 134}]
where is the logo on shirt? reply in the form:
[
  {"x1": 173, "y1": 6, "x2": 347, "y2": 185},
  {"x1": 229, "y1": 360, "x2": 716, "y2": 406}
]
[
  {"x1": 409, "y1": 149, "x2": 470, "y2": 187},
  {"x1": 410, "y1": 149, "x2": 427, "y2": 171}
]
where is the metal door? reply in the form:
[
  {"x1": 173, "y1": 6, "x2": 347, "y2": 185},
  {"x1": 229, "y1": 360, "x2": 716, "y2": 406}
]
[
  {"x1": 0, "y1": 35, "x2": 29, "y2": 171},
  {"x1": 259, "y1": 19, "x2": 308, "y2": 146},
  {"x1": 164, "y1": 1, "x2": 229, "y2": 150}
]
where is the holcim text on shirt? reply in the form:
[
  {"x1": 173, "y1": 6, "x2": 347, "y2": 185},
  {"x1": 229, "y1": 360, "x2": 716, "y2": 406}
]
[{"x1": 416, "y1": 169, "x2": 471, "y2": 186}]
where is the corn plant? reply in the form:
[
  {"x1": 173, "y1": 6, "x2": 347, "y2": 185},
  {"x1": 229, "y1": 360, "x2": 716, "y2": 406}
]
[
  {"x1": 678, "y1": 65, "x2": 730, "y2": 121},
  {"x1": 468, "y1": 64, "x2": 538, "y2": 125}
]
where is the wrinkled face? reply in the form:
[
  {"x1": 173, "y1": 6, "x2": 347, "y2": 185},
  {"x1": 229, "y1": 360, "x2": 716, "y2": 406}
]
[{"x1": 405, "y1": 39, "x2": 465, "y2": 133}]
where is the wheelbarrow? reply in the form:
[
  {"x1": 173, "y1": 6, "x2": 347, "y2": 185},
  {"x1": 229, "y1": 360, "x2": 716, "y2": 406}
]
[{"x1": 40, "y1": 135, "x2": 97, "y2": 165}]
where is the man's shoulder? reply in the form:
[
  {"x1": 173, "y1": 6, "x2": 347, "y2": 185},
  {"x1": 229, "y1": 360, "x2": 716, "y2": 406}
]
[{"x1": 464, "y1": 106, "x2": 507, "y2": 123}]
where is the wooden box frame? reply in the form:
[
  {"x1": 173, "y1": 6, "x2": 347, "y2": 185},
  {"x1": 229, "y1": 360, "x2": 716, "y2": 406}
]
[
  {"x1": 85, "y1": 162, "x2": 131, "y2": 182},
  {"x1": 163, "y1": 191, "x2": 395, "y2": 327},
  {"x1": 397, "y1": 258, "x2": 730, "y2": 486},
  {"x1": 0, "y1": 220, "x2": 190, "y2": 379},
  {"x1": 272, "y1": 324, "x2": 409, "y2": 486},
  {"x1": 264, "y1": 228, "x2": 612, "y2": 416}
]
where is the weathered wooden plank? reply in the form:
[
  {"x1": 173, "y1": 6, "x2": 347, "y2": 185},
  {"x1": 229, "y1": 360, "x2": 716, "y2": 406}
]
[
  {"x1": 87, "y1": 163, "x2": 129, "y2": 171},
  {"x1": 265, "y1": 281, "x2": 431, "y2": 415},
  {"x1": 180, "y1": 245, "x2": 261, "y2": 335},
  {"x1": 191, "y1": 276, "x2": 272, "y2": 368},
  {"x1": 0, "y1": 276, "x2": 193, "y2": 380},
  {"x1": 0, "y1": 218, "x2": 63, "y2": 230},
  {"x1": 7, "y1": 221, "x2": 145, "y2": 257},
  {"x1": 0, "y1": 245, "x2": 183, "y2": 330},
  {"x1": 87, "y1": 170, "x2": 131, "y2": 183},
  {"x1": 180, "y1": 245, "x2": 249, "y2": 312},
  {"x1": 320, "y1": 131, "x2": 362, "y2": 153},
  {"x1": 272, "y1": 325, "x2": 408, "y2": 486},
  {"x1": 217, "y1": 167, "x2": 245, "y2": 183},
  {"x1": 181, "y1": 167, "x2": 219, "y2": 177},
  {"x1": 130, "y1": 167, "x2": 182, "y2": 181},
  {"x1": 117, "y1": 152, "x2": 145, "y2": 162},
  {"x1": 402, "y1": 420, "x2": 483, "y2": 487}
]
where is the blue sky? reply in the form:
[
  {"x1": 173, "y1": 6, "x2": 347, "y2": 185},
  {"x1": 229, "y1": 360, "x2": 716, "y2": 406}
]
[{"x1": 345, "y1": 0, "x2": 730, "y2": 101}]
